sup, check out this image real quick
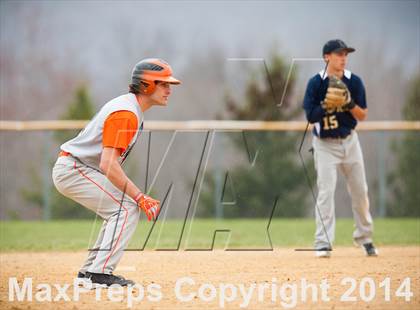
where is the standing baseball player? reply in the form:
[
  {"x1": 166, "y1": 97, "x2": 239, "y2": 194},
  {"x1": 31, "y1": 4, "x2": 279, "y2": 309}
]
[
  {"x1": 52, "y1": 58, "x2": 181, "y2": 285},
  {"x1": 303, "y1": 40, "x2": 378, "y2": 257}
]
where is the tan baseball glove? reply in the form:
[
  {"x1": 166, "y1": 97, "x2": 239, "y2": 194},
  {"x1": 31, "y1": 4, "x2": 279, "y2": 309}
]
[{"x1": 322, "y1": 75, "x2": 355, "y2": 111}]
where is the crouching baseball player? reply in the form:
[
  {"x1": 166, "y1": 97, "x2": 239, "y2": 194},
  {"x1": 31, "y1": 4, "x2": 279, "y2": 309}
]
[
  {"x1": 303, "y1": 40, "x2": 378, "y2": 258},
  {"x1": 52, "y1": 59, "x2": 181, "y2": 286}
]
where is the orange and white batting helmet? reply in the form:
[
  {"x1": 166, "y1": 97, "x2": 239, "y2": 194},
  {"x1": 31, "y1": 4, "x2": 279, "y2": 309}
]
[{"x1": 130, "y1": 58, "x2": 181, "y2": 95}]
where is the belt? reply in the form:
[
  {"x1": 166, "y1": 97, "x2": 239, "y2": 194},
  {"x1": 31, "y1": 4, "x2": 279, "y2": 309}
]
[
  {"x1": 322, "y1": 135, "x2": 349, "y2": 141},
  {"x1": 59, "y1": 151, "x2": 71, "y2": 157},
  {"x1": 320, "y1": 130, "x2": 353, "y2": 141}
]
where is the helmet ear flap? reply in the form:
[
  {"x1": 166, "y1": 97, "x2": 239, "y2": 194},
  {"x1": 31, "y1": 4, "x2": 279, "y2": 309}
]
[{"x1": 139, "y1": 80, "x2": 156, "y2": 94}]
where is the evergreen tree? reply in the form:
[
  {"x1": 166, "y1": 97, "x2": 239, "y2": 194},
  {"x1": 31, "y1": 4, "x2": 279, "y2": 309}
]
[
  {"x1": 22, "y1": 85, "x2": 96, "y2": 219},
  {"x1": 198, "y1": 53, "x2": 311, "y2": 218},
  {"x1": 54, "y1": 86, "x2": 95, "y2": 142},
  {"x1": 388, "y1": 75, "x2": 420, "y2": 216}
]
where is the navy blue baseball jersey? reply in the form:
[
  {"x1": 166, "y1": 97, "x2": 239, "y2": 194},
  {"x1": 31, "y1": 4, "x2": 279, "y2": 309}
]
[{"x1": 303, "y1": 70, "x2": 367, "y2": 138}]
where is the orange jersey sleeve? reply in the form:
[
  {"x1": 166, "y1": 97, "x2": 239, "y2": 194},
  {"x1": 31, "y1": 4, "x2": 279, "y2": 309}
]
[{"x1": 102, "y1": 110, "x2": 138, "y2": 153}]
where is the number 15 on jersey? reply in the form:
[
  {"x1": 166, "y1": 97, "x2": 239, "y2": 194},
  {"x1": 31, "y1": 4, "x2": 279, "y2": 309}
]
[{"x1": 323, "y1": 115, "x2": 338, "y2": 130}]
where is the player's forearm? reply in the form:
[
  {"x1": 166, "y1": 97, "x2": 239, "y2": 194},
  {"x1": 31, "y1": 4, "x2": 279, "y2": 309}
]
[
  {"x1": 305, "y1": 105, "x2": 325, "y2": 123},
  {"x1": 101, "y1": 160, "x2": 141, "y2": 201},
  {"x1": 350, "y1": 106, "x2": 367, "y2": 121}
]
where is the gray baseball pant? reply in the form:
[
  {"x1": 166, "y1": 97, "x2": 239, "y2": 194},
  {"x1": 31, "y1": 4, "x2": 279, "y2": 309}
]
[
  {"x1": 52, "y1": 155, "x2": 140, "y2": 274},
  {"x1": 312, "y1": 131, "x2": 373, "y2": 249}
]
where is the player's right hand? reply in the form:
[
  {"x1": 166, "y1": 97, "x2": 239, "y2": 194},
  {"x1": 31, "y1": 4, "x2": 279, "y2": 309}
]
[{"x1": 135, "y1": 193, "x2": 160, "y2": 221}]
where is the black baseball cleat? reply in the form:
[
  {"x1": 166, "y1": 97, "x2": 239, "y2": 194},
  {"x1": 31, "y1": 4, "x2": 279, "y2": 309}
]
[
  {"x1": 76, "y1": 271, "x2": 92, "y2": 286},
  {"x1": 362, "y1": 243, "x2": 378, "y2": 256},
  {"x1": 88, "y1": 272, "x2": 135, "y2": 287}
]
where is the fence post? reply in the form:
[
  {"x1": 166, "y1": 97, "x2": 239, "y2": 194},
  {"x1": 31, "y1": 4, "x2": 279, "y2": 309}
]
[
  {"x1": 42, "y1": 131, "x2": 52, "y2": 220},
  {"x1": 377, "y1": 131, "x2": 386, "y2": 217},
  {"x1": 215, "y1": 170, "x2": 223, "y2": 219},
  {"x1": 214, "y1": 132, "x2": 224, "y2": 219}
]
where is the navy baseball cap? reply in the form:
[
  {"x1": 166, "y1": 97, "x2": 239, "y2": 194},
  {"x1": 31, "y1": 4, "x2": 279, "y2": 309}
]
[{"x1": 323, "y1": 39, "x2": 355, "y2": 55}]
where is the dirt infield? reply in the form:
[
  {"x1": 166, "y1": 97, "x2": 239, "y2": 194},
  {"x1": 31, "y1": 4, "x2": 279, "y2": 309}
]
[{"x1": 1, "y1": 246, "x2": 419, "y2": 309}]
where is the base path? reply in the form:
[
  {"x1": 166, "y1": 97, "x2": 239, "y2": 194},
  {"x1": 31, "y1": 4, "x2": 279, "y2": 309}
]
[{"x1": 1, "y1": 246, "x2": 419, "y2": 309}]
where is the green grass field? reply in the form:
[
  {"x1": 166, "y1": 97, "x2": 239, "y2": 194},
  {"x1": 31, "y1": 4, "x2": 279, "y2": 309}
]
[{"x1": 0, "y1": 218, "x2": 418, "y2": 251}]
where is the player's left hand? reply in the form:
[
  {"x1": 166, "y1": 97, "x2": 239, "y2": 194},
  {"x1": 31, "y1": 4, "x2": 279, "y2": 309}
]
[{"x1": 323, "y1": 75, "x2": 354, "y2": 110}]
